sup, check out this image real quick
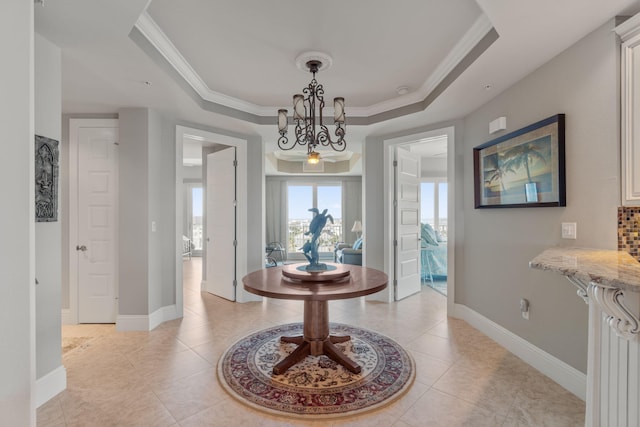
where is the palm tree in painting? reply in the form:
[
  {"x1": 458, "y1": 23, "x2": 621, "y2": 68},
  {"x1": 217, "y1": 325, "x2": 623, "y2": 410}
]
[
  {"x1": 487, "y1": 162, "x2": 515, "y2": 192},
  {"x1": 484, "y1": 152, "x2": 514, "y2": 192},
  {"x1": 502, "y1": 141, "x2": 547, "y2": 183}
]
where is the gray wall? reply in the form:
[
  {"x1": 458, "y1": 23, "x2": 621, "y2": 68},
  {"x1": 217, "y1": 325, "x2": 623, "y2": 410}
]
[
  {"x1": 421, "y1": 156, "x2": 447, "y2": 178},
  {"x1": 159, "y1": 117, "x2": 177, "y2": 308},
  {"x1": 34, "y1": 33, "x2": 63, "y2": 379},
  {"x1": 0, "y1": 0, "x2": 35, "y2": 423},
  {"x1": 118, "y1": 108, "x2": 176, "y2": 316},
  {"x1": 457, "y1": 20, "x2": 620, "y2": 373},
  {"x1": 118, "y1": 109, "x2": 151, "y2": 315}
]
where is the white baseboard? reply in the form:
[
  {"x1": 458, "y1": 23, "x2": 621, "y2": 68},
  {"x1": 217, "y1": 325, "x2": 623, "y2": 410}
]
[
  {"x1": 116, "y1": 304, "x2": 180, "y2": 331},
  {"x1": 149, "y1": 304, "x2": 180, "y2": 330},
  {"x1": 61, "y1": 309, "x2": 74, "y2": 325},
  {"x1": 36, "y1": 365, "x2": 66, "y2": 408},
  {"x1": 452, "y1": 303, "x2": 587, "y2": 401}
]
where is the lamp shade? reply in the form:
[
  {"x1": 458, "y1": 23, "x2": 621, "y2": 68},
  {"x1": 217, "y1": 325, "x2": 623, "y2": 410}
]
[
  {"x1": 334, "y1": 97, "x2": 345, "y2": 123},
  {"x1": 278, "y1": 109, "x2": 288, "y2": 132},
  {"x1": 351, "y1": 220, "x2": 362, "y2": 233},
  {"x1": 293, "y1": 94, "x2": 305, "y2": 120}
]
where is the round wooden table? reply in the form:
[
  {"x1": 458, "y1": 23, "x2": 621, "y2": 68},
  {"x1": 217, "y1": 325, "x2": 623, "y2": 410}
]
[{"x1": 242, "y1": 263, "x2": 388, "y2": 375}]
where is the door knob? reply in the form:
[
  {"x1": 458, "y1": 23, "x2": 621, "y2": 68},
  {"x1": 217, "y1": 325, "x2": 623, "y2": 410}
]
[{"x1": 76, "y1": 245, "x2": 87, "y2": 252}]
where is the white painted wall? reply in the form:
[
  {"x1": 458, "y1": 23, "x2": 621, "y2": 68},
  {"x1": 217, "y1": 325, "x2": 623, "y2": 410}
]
[
  {"x1": 34, "y1": 31, "x2": 64, "y2": 386},
  {"x1": 0, "y1": 0, "x2": 36, "y2": 424}
]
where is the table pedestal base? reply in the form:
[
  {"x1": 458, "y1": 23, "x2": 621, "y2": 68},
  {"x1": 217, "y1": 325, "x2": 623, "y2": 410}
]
[{"x1": 272, "y1": 300, "x2": 362, "y2": 375}]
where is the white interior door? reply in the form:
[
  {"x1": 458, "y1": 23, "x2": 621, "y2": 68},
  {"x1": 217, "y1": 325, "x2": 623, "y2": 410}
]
[
  {"x1": 395, "y1": 146, "x2": 421, "y2": 300},
  {"x1": 205, "y1": 147, "x2": 236, "y2": 301},
  {"x1": 77, "y1": 126, "x2": 118, "y2": 323}
]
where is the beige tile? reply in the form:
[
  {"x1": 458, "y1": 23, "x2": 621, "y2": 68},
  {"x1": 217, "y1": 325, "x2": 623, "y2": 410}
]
[
  {"x1": 406, "y1": 330, "x2": 464, "y2": 363},
  {"x1": 409, "y1": 350, "x2": 454, "y2": 387},
  {"x1": 125, "y1": 347, "x2": 212, "y2": 386},
  {"x1": 60, "y1": 388, "x2": 176, "y2": 427},
  {"x1": 37, "y1": 395, "x2": 66, "y2": 427},
  {"x1": 178, "y1": 396, "x2": 323, "y2": 426},
  {"x1": 431, "y1": 359, "x2": 520, "y2": 416},
  {"x1": 49, "y1": 259, "x2": 584, "y2": 426},
  {"x1": 505, "y1": 370, "x2": 585, "y2": 426},
  {"x1": 399, "y1": 389, "x2": 506, "y2": 427},
  {"x1": 151, "y1": 367, "x2": 226, "y2": 421}
]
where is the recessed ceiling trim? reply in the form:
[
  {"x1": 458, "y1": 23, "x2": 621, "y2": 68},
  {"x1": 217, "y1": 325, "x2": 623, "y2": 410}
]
[
  {"x1": 134, "y1": 11, "x2": 495, "y2": 121},
  {"x1": 135, "y1": 12, "x2": 272, "y2": 116},
  {"x1": 361, "y1": 14, "x2": 493, "y2": 117}
]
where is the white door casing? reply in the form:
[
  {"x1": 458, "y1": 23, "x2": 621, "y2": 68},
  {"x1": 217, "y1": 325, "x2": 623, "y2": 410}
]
[
  {"x1": 205, "y1": 147, "x2": 236, "y2": 301},
  {"x1": 394, "y1": 146, "x2": 421, "y2": 300},
  {"x1": 70, "y1": 119, "x2": 119, "y2": 323}
]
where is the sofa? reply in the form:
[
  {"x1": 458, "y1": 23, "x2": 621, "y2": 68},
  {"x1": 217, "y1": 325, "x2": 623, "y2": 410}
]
[{"x1": 334, "y1": 238, "x2": 363, "y2": 265}]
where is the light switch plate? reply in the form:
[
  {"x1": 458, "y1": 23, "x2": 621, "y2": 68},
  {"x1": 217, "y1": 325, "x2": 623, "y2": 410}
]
[{"x1": 561, "y1": 222, "x2": 577, "y2": 239}]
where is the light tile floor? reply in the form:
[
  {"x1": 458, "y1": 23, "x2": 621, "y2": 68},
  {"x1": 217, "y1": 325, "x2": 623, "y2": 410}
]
[{"x1": 38, "y1": 258, "x2": 585, "y2": 426}]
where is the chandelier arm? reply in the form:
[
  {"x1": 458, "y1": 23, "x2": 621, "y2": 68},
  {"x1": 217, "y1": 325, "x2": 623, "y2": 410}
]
[
  {"x1": 277, "y1": 134, "x2": 296, "y2": 150},
  {"x1": 317, "y1": 125, "x2": 347, "y2": 151}
]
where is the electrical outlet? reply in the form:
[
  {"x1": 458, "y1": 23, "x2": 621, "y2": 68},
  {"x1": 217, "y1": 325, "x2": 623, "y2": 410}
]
[{"x1": 561, "y1": 222, "x2": 577, "y2": 239}]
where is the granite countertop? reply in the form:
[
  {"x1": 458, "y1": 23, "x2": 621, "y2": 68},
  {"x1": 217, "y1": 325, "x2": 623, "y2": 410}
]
[{"x1": 529, "y1": 247, "x2": 640, "y2": 292}]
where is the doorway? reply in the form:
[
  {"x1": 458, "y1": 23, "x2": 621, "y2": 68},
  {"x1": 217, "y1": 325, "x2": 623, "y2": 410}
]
[
  {"x1": 184, "y1": 183, "x2": 204, "y2": 257},
  {"x1": 384, "y1": 127, "x2": 455, "y2": 310},
  {"x1": 174, "y1": 125, "x2": 256, "y2": 306}
]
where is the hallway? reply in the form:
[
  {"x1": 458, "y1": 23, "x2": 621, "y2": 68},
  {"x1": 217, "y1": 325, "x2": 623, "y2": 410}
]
[{"x1": 38, "y1": 259, "x2": 585, "y2": 426}]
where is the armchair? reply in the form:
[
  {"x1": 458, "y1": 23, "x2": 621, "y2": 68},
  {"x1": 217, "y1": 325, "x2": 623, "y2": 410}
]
[
  {"x1": 334, "y1": 239, "x2": 363, "y2": 266},
  {"x1": 182, "y1": 235, "x2": 192, "y2": 260}
]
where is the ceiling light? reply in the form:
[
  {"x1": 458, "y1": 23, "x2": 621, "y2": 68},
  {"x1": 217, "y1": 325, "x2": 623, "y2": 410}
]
[
  {"x1": 277, "y1": 59, "x2": 346, "y2": 157},
  {"x1": 396, "y1": 86, "x2": 410, "y2": 95},
  {"x1": 307, "y1": 151, "x2": 321, "y2": 164}
]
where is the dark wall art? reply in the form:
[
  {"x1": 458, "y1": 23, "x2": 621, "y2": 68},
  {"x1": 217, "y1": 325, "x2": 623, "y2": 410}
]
[
  {"x1": 35, "y1": 135, "x2": 59, "y2": 222},
  {"x1": 473, "y1": 114, "x2": 566, "y2": 209}
]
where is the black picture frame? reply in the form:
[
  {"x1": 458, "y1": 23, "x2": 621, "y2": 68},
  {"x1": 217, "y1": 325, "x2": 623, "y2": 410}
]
[
  {"x1": 35, "y1": 135, "x2": 59, "y2": 221},
  {"x1": 473, "y1": 114, "x2": 566, "y2": 208}
]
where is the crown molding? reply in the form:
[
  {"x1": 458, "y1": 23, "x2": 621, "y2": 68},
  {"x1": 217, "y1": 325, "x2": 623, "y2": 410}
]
[
  {"x1": 354, "y1": 14, "x2": 494, "y2": 117},
  {"x1": 134, "y1": 11, "x2": 494, "y2": 120},
  {"x1": 134, "y1": 12, "x2": 272, "y2": 116}
]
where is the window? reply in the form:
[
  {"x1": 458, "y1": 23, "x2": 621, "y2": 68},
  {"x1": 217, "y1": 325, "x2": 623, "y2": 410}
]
[
  {"x1": 191, "y1": 187, "x2": 203, "y2": 252},
  {"x1": 287, "y1": 183, "x2": 342, "y2": 256},
  {"x1": 421, "y1": 179, "x2": 448, "y2": 240}
]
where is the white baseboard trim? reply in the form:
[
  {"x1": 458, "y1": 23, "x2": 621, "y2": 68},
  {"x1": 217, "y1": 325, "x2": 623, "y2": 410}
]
[
  {"x1": 150, "y1": 304, "x2": 180, "y2": 330},
  {"x1": 452, "y1": 303, "x2": 587, "y2": 401},
  {"x1": 61, "y1": 309, "x2": 74, "y2": 325},
  {"x1": 116, "y1": 304, "x2": 181, "y2": 331},
  {"x1": 36, "y1": 365, "x2": 66, "y2": 408}
]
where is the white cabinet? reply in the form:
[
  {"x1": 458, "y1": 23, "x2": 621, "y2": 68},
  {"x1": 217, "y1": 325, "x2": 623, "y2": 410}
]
[{"x1": 617, "y1": 14, "x2": 640, "y2": 206}]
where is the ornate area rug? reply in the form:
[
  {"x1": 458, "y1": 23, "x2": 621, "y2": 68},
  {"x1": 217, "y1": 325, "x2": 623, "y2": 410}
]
[{"x1": 217, "y1": 323, "x2": 414, "y2": 419}]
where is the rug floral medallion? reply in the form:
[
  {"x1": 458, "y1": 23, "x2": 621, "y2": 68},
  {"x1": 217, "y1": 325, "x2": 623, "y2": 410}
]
[{"x1": 217, "y1": 323, "x2": 415, "y2": 419}]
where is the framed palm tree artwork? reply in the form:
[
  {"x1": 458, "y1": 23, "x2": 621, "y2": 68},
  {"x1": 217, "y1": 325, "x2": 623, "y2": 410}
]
[{"x1": 473, "y1": 114, "x2": 566, "y2": 208}]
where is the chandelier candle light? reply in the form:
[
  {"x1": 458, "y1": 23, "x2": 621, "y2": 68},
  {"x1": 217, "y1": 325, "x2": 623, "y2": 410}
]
[{"x1": 277, "y1": 58, "x2": 346, "y2": 164}]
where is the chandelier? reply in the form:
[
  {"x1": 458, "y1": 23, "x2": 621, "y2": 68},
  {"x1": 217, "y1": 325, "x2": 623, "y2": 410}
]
[{"x1": 277, "y1": 59, "x2": 346, "y2": 164}]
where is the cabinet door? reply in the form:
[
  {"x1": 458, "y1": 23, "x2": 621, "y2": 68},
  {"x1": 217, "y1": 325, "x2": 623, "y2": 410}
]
[{"x1": 618, "y1": 17, "x2": 640, "y2": 205}]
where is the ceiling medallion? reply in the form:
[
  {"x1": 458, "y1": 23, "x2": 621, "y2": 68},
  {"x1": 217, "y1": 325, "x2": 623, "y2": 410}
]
[{"x1": 277, "y1": 52, "x2": 346, "y2": 164}]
